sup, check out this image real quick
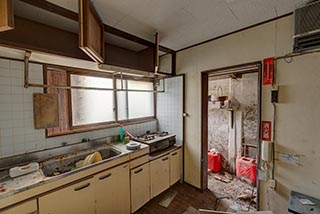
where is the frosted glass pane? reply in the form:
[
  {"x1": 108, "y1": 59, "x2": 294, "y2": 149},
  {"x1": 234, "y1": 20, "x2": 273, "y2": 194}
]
[
  {"x1": 116, "y1": 80, "x2": 127, "y2": 120},
  {"x1": 71, "y1": 75, "x2": 115, "y2": 126},
  {"x1": 128, "y1": 80, "x2": 154, "y2": 119}
]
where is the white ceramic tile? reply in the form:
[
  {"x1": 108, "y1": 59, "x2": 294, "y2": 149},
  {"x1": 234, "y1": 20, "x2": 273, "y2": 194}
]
[
  {"x1": 0, "y1": 59, "x2": 157, "y2": 158},
  {"x1": 157, "y1": 76, "x2": 184, "y2": 145},
  {"x1": 0, "y1": 59, "x2": 9, "y2": 69},
  {"x1": 9, "y1": 61, "x2": 23, "y2": 70}
]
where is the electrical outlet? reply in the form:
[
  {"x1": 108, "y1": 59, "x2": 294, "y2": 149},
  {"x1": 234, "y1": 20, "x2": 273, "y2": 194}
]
[{"x1": 269, "y1": 179, "x2": 276, "y2": 189}]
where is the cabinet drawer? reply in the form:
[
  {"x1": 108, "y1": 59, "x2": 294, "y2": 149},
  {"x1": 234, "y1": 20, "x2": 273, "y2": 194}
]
[
  {"x1": 170, "y1": 148, "x2": 182, "y2": 185},
  {"x1": 131, "y1": 162, "x2": 150, "y2": 213},
  {"x1": 150, "y1": 155, "x2": 170, "y2": 198},
  {"x1": 93, "y1": 163, "x2": 130, "y2": 214},
  {"x1": 39, "y1": 177, "x2": 95, "y2": 214},
  {"x1": 130, "y1": 155, "x2": 149, "y2": 169},
  {"x1": 0, "y1": 200, "x2": 37, "y2": 214}
]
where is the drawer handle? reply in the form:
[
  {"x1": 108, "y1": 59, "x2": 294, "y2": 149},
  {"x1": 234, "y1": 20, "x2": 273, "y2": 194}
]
[
  {"x1": 99, "y1": 173, "x2": 112, "y2": 180},
  {"x1": 162, "y1": 157, "x2": 169, "y2": 161},
  {"x1": 171, "y1": 152, "x2": 178, "y2": 156},
  {"x1": 74, "y1": 183, "x2": 90, "y2": 191},
  {"x1": 134, "y1": 168, "x2": 143, "y2": 174}
]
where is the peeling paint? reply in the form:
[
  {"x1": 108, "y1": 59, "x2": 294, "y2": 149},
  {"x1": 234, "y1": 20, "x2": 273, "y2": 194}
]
[{"x1": 208, "y1": 73, "x2": 259, "y2": 171}]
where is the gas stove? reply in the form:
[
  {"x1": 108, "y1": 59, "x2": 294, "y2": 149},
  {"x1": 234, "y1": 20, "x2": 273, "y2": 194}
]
[{"x1": 134, "y1": 131, "x2": 176, "y2": 154}]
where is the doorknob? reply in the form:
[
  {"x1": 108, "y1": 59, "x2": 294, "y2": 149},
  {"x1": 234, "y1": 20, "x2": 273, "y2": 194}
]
[{"x1": 183, "y1": 113, "x2": 188, "y2": 117}]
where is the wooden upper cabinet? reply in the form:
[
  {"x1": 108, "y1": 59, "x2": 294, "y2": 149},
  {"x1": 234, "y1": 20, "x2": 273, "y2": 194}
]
[
  {"x1": 0, "y1": 0, "x2": 14, "y2": 32},
  {"x1": 79, "y1": 0, "x2": 104, "y2": 63}
]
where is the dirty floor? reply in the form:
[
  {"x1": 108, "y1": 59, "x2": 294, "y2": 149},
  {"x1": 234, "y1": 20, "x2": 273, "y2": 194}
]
[
  {"x1": 136, "y1": 182, "x2": 217, "y2": 214},
  {"x1": 208, "y1": 171, "x2": 257, "y2": 212}
]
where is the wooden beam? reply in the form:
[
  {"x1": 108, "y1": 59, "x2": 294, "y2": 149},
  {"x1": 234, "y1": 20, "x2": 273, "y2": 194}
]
[
  {"x1": 0, "y1": 16, "x2": 90, "y2": 60},
  {"x1": 18, "y1": 0, "x2": 175, "y2": 54},
  {"x1": 0, "y1": 0, "x2": 14, "y2": 32}
]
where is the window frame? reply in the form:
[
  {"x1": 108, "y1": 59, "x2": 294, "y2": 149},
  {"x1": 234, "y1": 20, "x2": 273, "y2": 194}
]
[
  {"x1": 44, "y1": 66, "x2": 157, "y2": 137},
  {"x1": 116, "y1": 78, "x2": 156, "y2": 123},
  {"x1": 68, "y1": 71, "x2": 117, "y2": 130}
]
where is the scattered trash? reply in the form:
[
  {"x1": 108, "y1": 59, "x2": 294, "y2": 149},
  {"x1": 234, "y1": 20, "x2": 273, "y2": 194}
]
[
  {"x1": 159, "y1": 190, "x2": 177, "y2": 208},
  {"x1": 237, "y1": 193, "x2": 256, "y2": 201},
  {"x1": 214, "y1": 175, "x2": 231, "y2": 183},
  {"x1": 182, "y1": 206, "x2": 199, "y2": 214},
  {"x1": 208, "y1": 170, "x2": 257, "y2": 211}
]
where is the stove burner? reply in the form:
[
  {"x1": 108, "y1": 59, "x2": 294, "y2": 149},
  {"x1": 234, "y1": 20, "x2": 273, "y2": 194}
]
[
  {"x1": 154, "y1": 131, "x2": 169, "y2": 137},
  {"x1": 135, "y1": 131, "x2": 169, "y2": 142},
  {"x1": 136, "y1": 135, "x2": 155, "y2": 141}
]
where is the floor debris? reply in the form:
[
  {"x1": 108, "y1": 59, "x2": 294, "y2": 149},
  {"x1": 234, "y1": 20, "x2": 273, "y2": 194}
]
[
  {"x1": 208, "y1": 171, "x2": 257, "y2": 211},
  {"x1": 182, "y1": 206, "x2": 199, "y2": 214},
  {"x1": 158, "y1": 190, "x2": 177, "y2": 208}
]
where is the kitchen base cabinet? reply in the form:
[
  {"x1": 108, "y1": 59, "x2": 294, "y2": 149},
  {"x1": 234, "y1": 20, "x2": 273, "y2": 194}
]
[
  {"x1": 94, "y1": 163, "x2": 130, "y2": 214},
  {"x1": 0, "y1": 200, "x2": 37, "y2": 214},
  {"x1": 150, "y1": 155, "x2": 170, "y2": 198},
  {"x1": 130, "y1": 162, "x2": 150, "y2": 213},
  {"x1": 170, "y1": 148, "x2": 182, "y2": 185},
  {"x1": 39, "y1": 177, "x2": 95, "y2": 214}
]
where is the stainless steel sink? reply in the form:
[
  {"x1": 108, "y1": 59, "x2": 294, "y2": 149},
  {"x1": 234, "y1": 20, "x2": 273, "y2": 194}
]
[{"x1": 40, "y1": 147, "x2": 121, "y2": 177}]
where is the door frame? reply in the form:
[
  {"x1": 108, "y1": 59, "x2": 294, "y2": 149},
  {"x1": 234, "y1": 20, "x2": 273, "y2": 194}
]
[{"x1": 200, "y1": 61, "x2": 262, "y2": 210}]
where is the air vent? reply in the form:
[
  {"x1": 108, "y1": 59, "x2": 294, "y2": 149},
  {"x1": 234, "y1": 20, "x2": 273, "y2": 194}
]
[{"x1": 293, "y1": 1, "x2": 320, "y2": 52}]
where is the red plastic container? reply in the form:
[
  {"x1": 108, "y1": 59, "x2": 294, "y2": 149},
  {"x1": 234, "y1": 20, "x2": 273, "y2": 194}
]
[
  {"x1": 208, "y1": 152, "x2": 221, "y2": 173},
  {"x1": 236, "y1": 157, "x2": 257, "y2": 186}
]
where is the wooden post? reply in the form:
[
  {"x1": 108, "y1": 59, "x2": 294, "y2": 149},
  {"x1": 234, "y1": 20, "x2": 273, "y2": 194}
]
[{"x1": 0, "y1": 0, "x2": 14, "y2": 32}]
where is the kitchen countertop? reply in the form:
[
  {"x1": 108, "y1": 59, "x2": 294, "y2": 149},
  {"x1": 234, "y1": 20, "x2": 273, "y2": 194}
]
[{"x1": 0, "y1": 141, "x2": 148, "y2": 202}]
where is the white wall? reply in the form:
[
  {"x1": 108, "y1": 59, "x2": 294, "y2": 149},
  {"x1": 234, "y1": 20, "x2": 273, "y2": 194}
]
[
  {"x1": 157, "y1": 76, "x2": 183, "y2": 145},
  {"x1": 177, "y1": 15, "x2": 320, "y2": 213},
  {"x1": 0, "y1": 58, "x2": 156, "y2": 158}
]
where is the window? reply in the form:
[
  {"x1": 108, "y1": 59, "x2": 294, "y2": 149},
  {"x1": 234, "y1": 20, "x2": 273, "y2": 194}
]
[
  {"x1": 70, "y1": 75, "x2": 115, "y2": 126},
  {"x1": 45, "y1": 67, "x2": 156, "y2": 137},
  {"x1": 127, "y1": 80, "x2": 154, "y2": 119},
  {"x1": 117, "y1": 79, "x2": 154, "y2": 120}
]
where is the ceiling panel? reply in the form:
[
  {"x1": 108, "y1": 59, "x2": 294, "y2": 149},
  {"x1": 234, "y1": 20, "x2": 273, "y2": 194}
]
[{"x1": 25, "y1": 0, "x2": 310, "y2": 50}]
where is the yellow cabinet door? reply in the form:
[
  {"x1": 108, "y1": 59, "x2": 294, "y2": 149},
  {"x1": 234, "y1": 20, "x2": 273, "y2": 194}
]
[
  {"x1": 39, "y1": 177, "x2": 95, "y2": 214},
  {"x1": 93, "y1": 163, "x2": 130, "y2": 214},
  {"x1": 170, "y1": 148, "x2": 182, "y2": 185},
  {"x1": 150, "y1": 155, "x2": 170, "y2": 198},
  {"x1": 130, "y1": 162, "x2": 150, "y2": 213},
  {"x1": 0, "y1": 200, "x2": 37, "y2": 214}
]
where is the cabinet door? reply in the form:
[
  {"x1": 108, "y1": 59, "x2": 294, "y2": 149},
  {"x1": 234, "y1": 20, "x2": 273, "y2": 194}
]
[
  {"x1": 170, "y1": 148, "x2": 182, "y2": 185},
  {"x1": 150, "y1": 155, "x2": 170, "y2": 198},
  {"x1": 0, "y1": 200, "x2": 37, "y2": 214},
  {"x1": 79, "y1": 0, "x2": 104, "y2": 63},
  {"x1": 130, "y1": 162, "x2": 150, "y2": 213},
  {"x1": 94, "y1": 163, "x2": 130, "y2": 214},
  {"x1": 39, "y1": 178, "x2": 94, "y2": 214},
  {"x1": 0, "y1": 0, "x2": 14, "y2": 32}
]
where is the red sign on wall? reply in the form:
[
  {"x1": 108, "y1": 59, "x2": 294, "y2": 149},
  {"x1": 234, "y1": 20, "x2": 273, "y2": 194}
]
[
  {"x1": 263, "y1": 57, "x2": 274, "y2": 85},
  {"x1": 261, "y1": 121, "x2": 272, "y2": 141}
]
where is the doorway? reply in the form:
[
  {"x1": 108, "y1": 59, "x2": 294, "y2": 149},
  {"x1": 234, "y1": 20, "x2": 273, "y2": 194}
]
[{"x1": 201, "y1": 62, "x2": 262, "y2": 212}]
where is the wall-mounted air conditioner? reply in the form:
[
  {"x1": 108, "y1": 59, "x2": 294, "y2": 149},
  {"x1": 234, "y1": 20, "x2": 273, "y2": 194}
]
[{"x1": 293, "y1": 1, "x2": 320, "y2": 52}]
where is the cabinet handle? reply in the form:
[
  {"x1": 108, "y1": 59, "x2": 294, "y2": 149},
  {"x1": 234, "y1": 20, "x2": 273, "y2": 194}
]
[
  {"x1": 99, "y1": 173, "x2": 112, "y2": 180},
  {"x1": 74, "y1": 183, "x2": 90, "y2": 191},
  {"x1": 162, "y1": 157, "x2": 169, "y2": 161},
  {"x1": 134, "y1": 168, "x2": 143, "y2": 174},
  {"x1": 171, "y1": 152, "x2": 178, "y2": 156}
]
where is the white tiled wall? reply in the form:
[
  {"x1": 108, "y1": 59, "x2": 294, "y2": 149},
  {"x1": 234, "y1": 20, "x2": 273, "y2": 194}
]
[
  {"x1": 157, "y1": 76, "x2": 183, "y2": 145},
  {"x1": 0, "y1": 58, "x2": 156, "y2": 158}
]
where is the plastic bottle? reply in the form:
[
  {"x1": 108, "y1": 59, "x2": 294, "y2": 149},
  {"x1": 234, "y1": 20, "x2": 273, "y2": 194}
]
[{"x1": 119, "y1": 124, "x2": 125, "y2": 142}]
